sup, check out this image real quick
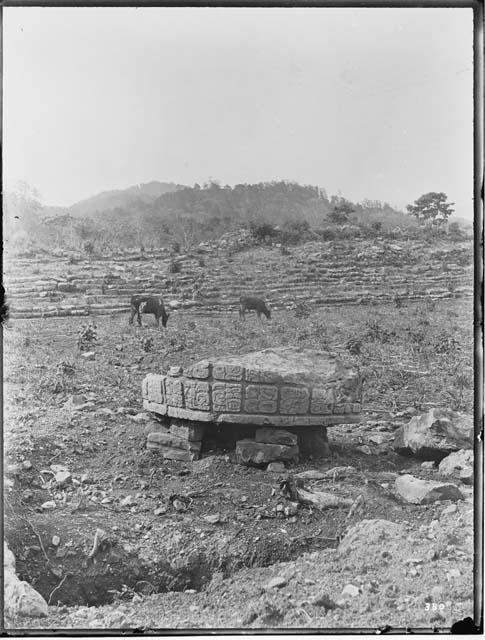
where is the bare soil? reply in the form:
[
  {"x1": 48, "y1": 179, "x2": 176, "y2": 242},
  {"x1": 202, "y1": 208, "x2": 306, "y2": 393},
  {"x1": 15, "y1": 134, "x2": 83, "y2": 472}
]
[{"x1": 3, "y1": 299, "x2": 475, "y2": 631}]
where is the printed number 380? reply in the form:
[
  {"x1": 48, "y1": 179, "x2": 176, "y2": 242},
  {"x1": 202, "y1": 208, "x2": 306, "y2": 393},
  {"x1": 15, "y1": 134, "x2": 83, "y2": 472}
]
[{"x1": 425, "y1": 603, "x2": 446, "y2": 611}]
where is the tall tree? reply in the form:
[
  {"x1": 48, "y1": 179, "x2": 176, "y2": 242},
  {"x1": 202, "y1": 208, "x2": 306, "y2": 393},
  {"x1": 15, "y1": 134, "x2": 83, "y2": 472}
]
[{"x1": 406, "y1": 192, "x2": 455, "y2": 226}]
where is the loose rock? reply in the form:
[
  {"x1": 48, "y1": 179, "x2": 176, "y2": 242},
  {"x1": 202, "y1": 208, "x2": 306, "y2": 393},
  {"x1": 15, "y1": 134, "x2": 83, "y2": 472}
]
[
  {"x1": 395, "y1": 474, "x2": 463, "y2": 504},
  {"x1": 438, "y1": 449, "x2": 473, "y2": 482},
  {"x1": 393, "y1": 408, "x2": 473, "y2": 460},
  {"x1": 266, "y1": 462, "x2": 286, "y2": 473},
  {"x1": 295, "y1": 469, "x2": 326, "y2": 480},
  {"x1": 265, "y1": 576, "x2": 288, "y2": 590},
  {"x1": 203, "y1": 514, "x2": 221, "y2": 525},
  {"x1": 4, "y1": 543, "x2": 48, "y2": 619},
  {"x1": 41, "y1": 501, "x2": 57, "y2": 510},
  {"x1": 341, "y1": 584, "x2": 360, "y2": 598},
  {"x1": 54, "y1": 470, "x2": 72, "y2": 486},
  {"x1": 441, "y1": 504, "x2": 458, "y2": 517}
]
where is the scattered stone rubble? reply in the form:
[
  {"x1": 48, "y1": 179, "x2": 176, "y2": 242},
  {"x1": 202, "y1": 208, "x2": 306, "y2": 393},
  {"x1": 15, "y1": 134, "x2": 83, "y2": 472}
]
[
  {"x1": 146, "y1": 420, "x2": 204, "y2": 462},
  {"x1": 5, "y1": 238, "x2": 473, "y2": 319}
]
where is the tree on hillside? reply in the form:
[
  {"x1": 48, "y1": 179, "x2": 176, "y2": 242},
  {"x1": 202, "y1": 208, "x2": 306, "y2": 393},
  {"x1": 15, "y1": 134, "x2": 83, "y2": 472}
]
[
  {"x1": 406, "y1": 192, "x2": 455, "y2": 227},
  {"x1": 328, "y1": 200, "x2": 355, "y2": 225}
]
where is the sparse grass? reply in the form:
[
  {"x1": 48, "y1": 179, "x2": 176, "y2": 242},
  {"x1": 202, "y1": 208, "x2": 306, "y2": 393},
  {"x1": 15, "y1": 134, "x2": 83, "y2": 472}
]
[{"x1": 3, "y1": 298, "x2": 473, "y2": 425}]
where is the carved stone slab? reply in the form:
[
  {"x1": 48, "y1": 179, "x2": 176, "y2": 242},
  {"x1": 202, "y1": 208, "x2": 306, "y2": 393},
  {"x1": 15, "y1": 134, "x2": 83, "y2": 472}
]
[{"x1": 142, "y1": 347, "x2": 362, "y2": 428}]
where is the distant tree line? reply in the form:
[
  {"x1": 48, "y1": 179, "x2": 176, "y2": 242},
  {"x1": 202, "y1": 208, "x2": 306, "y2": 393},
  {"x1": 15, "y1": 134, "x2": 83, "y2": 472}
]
[{"x1": 4, "y1": 180, "x2": 465, "y2": 255}]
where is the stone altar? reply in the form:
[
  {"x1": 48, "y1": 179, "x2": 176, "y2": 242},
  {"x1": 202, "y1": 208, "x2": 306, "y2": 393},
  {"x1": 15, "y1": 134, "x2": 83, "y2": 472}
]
[{"x1": 142, "y1": 347, "x2": 361, "y2": 429}]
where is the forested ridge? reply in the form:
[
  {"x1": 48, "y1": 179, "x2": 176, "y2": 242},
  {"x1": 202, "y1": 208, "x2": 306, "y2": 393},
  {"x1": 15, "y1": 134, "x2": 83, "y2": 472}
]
[{"x1": 7, "y1": 179, "x2": 466, "y2": 254}]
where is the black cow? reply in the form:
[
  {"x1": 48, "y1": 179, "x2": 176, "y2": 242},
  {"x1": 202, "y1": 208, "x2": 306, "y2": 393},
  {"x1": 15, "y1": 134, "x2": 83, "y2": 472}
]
[
  {"x1": 239, "y1": 296, "x2": 271, "y2": 321},
  {"x1": 129, "y1": 295, "x2": 169, "y2": 327}
]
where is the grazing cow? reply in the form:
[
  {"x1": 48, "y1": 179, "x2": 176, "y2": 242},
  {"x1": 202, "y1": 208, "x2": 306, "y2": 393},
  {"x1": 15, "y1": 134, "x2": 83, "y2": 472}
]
[
  {"x1": 129, "y1": 295, "x2": 169, "y2": 328},
  {"x1": 239, "y1": 296, "x2": 271, "y2": 321}
]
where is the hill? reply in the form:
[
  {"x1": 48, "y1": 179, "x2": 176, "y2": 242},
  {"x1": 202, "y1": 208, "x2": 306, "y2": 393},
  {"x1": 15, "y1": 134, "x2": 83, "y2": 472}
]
[
  {"x1": 11, "y1": 180, "x2": 469, "y2": 254},
  {"x1": 68, "y1": 181, "x2": 184, "y2": 217}
]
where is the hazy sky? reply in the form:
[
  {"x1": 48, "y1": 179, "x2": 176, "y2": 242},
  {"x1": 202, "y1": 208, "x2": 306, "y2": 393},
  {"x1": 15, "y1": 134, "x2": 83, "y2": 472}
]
[{"x1": 3, "y1": 7, "x2": 474, "y2": 216}]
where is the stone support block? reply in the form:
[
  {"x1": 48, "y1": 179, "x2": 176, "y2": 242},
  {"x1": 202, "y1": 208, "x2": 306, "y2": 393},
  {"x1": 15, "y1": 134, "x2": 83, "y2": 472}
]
[
  {"x1": 255, "y1": 427, "x2": 298, "y2": 446},
  {"x1": 170, "y1": 420, "x2": 206, "y2": 442},
  {"x1": 147, "y1": 431, "x2": 202, "y2": 454},
  {"x1": 146, "y1": 444, "x2": 199, "y2": 462},
  {"x1": 235, "y1": 439, "x2": 299, "y2": 466}
]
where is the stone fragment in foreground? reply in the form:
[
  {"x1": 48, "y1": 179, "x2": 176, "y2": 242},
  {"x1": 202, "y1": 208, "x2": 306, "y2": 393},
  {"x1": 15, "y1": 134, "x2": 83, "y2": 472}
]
[
  {"x1": 236, "y1": 439, "x2": 299, "y2": 466},
  {"x1": 266, "y1": 461, "x2": 286, "y2": 473},
  {"x1": 4, "y1": 542, "x2": 49, "y2": 618},
  {"x1": 438, "y1": 449, "x2": 474, "y2": 483},
  {"x1": 395, "y1": 474, "x2": 463, "y2": 504},
  {"x1": 255, "y1": 427, "x2": 298, "y2": 446},
  {"x1": 393, "y1": 408, "x2": 473, "y2": 460},
  {"x1": 142, "y1": 347, "x2": 361, "y2": 427}
]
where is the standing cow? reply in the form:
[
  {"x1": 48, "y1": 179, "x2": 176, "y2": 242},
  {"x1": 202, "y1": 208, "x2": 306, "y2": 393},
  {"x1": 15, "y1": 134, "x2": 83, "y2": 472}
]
[
  {"x1": 129, "y1": 295, "x2": 169, "y2": 328},
  {"x1": 239, "y1": 296, "x2": 271, "y2": 321}
]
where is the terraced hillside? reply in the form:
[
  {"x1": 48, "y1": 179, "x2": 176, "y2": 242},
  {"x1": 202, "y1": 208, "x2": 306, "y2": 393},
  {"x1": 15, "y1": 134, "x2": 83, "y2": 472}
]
[{"x1": 4, "y1": 236, "x2": 473, "y2": 320}]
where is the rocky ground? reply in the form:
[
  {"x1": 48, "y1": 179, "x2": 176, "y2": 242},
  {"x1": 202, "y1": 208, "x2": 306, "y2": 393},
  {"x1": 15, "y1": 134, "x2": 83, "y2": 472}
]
[{"x1": 3, "y1": 299, "x2": 476, "y2": 631}]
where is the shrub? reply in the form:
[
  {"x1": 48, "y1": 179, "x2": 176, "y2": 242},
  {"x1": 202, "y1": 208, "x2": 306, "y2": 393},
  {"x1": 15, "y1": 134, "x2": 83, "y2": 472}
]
[
  {"x1": 77, "y1": 321, "x2": 97, "y2": 351},
  {"x1": 346, "y1": 338, "x2": 362, "y2": 355},
  {"x1": 365, "y1": 319, "x2": 394, "y2": 343},
  {"x1": 83, "y1": 241, "x2": 95, "y2": 255},
  {"x1": 433, "y1": 330, "x2": 460, "y2": 354},
  {"x1": 140, "y1": 336, "x2": 154, "y2": 352},
  {"x1": 318, "y1": 228, "x2": 336, "y2": 241},
  {"x1": 45, "y1": 360, "x2": 76, "y2": 393},
  {"x1": 169, "y1": 260, "x2": 181, "y2": 274},
  {"x1": 249, "y1": 221, "x2": 278, "y2": 243},
  {"x1": 279, "y1": 219, "x2": 311, "y2": 245},
  {"x1": 293, "y1": 301, "x2": 312, "y2": 319}
]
